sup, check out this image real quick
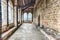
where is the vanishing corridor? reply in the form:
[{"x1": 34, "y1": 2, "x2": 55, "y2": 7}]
[
  {"x1": 1, "y1": 0, "x2": 60, "y2": 40},
  {"x1": 9, "y1": 23, "x2": 48, "y2": 40}
]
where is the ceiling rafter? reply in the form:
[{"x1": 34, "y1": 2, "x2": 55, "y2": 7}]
[
  {"x1": 12, "y1": 0, "x2": 35, "y2": 11},
  {"x1": 22, "y1": 1, "x2": 35, "y2": 11},
  {"x1": 22, "y1": 0, "x2": 25, "y2": 5},
  {"x1": 20, "y1": 0, "x2": 35, "y2": 8}
]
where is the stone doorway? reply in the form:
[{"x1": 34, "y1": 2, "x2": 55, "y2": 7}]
[{"x1": 38, "y1": 15, "x2": 40, "y2": 26}]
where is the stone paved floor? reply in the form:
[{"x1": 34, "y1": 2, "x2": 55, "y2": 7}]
[{"x1": 8, "y1": 23, "x2": 48, "y2": 40}]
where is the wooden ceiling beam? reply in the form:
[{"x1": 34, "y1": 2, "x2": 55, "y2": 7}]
[
  {"x1": 20, "y1": 0, "x2": 35, "y2": 8},
  {"x1": 22, "y1": 2, "x2": 34, "y2": 11},
  {"x1": 23, "y1": 0, "x2": 25, "y2": 5}
]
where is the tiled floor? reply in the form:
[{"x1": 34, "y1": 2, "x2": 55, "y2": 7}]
[{"x1": 8, "y1": 23, "x2": 48, "y2": 40}]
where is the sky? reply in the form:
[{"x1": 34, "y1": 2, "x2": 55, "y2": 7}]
[{"x1": 24, "y1": 12, "x2": 32, "y2": 21}]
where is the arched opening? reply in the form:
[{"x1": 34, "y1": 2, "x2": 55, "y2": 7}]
[
  {"x1": 38, "y1": 15, "x2": 40, "y2": 26},
  {"x1": 1, "y1": 0, "x2": 14, "y2": 33},
  {"x1": 22, "y1": 12, "x2": 32, "y2": 23},
  {"x1": 8, "y1": 0, "x2": 13, "y2": 24},
  {"x1": 23, "y1": 12, "x2": 27, "y2": 22},
  {"x1": 28, "y1": 12, "x2": 32, "y2": 22},
  {"x1": 2, "y1": 0, "x2": 7, "y2": 26}
]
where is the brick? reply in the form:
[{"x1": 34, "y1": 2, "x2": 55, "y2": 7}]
[{"x1": 33, "y1": 0, "x2": 60, "y2": 32}]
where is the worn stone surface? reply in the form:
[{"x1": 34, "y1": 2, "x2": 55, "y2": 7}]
[{"x1": 8, "y1": 23, "x2": 48, "y2": 40}]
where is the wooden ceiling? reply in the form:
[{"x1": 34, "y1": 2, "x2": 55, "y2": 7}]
[
  {"x1": 18, "y1": 0, "x2": 35, "y2": 11},
  {"x1": 12, "y1": 0, "x2": 35, "y2": 11},
  {"x1": 18, "y1": 0, "x2": 35, "y2": 6}
]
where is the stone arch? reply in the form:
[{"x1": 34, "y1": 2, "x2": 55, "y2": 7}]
[
  {"x1": 8, "y1": 0, "x2": 13, "y2": 5},
  {"x1": 24, "y1": 12, "x2": 28, "y2": 22},
  {"x1": 2, "y1": 0, "x2": 8, "y2": 33},
  {"x1": 28, "y1": 12, "x2": 32, "y2": 21},
  {"x1": 8, "y1": 0, "x2": 14, "y2": 24},
  {"x1": 2, "y1": 0, "x2": 7, "y2": 26},
  {"x1": 8, "y1": 0, "x2": 13, "y2": 8}
]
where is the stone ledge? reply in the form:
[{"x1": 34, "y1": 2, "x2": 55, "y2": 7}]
[
  {"x1": 40, "y1": 29, "x2": 57, "y2": 40},
  {"x1": 2, "y1": 27, "x2": 16, "y2": 40},
  {"x1": 41, "y1": 25, "x2": 58, "y2": 36},
  {"x1": 2, "y1": 23, "x2": 14, "y2": 33}
]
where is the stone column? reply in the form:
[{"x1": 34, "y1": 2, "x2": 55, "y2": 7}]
[
  {"x1": 18, "y1": 9, "x2": 20, "y2": 23},
  {"x1": 31, "y1": 10, "x2": 33, "y2": 22},
  {"x1": 21, "y1": 11, "x2": 22, "y2": 24},
  {"x1": 14, "y1": 6, "x2": 18, "y2": 27},
  {"x1": 19, "y1": 8, "x2": 22, "y2": 24},
  {"x1": 27, "y1": 12, "x2": 28, "y2": 22},
  {"x1": 18, "y1": 8, "x2": 21, "y2": 24},
  {"x1": 13, "y1": 6, "x2": 14, "y2": 24},
  {"x1": 21, "y1": 12, "x2": 24, "y2": 23},
  {"x1": 57, "y1": 11, "x2": 60, "y2": 33},
  {"x1": 14, "y1": 0, "x2": 18, "y2": 27},
  {"x1": 0, "y1": 0, "x2": 2, "y2": 40},
  {"x1": 7, "y1": 0, "x2": 9, "y2": 26},
  {"x1": 22, "y1": 13, "x2": 24, "y2": 23}
]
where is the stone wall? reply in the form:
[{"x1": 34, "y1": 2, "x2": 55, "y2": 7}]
[
  {"x1": 1, "y1": 0, "x2": 14, "y2": 33},
  {"x1": 18, "y1": 8, "x2": 22, "y2": 24},
  {"x1": 1, "y1": 0, "x2": 22, "y2": 40},
  {"x1": 33, "y1": 0, "x2": 60, "y2": 32},
  {"x1": 2, "y1": 0, "x2": 8, "y2": 33},
  {"x1": 0, "y1": 0, "x2": 2, "y2": 40}
]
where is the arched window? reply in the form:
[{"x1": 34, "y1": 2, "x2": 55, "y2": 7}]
[
  {"x1": 22, "y1": 14, "x2": 24, "y2": 21},
  {"x1": 2, "y1": 0, "x2": 14, "y2": 26},
  {"x1": 24, "y1": 12, "x2": 27, "y2": 21},
  {"x1": 2, "y1": 0, "x2": 7, "y2": 26},
  {"x1": 28, "y1": 12, "x2": 32, "y2": 21},
  {"x1": 8, "y1": 0, "x2": 13, "y2": 24}
]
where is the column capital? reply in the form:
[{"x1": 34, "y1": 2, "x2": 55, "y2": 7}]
[{"x1": 14, "y1": 0, "x2": 18, "y2": 6}]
